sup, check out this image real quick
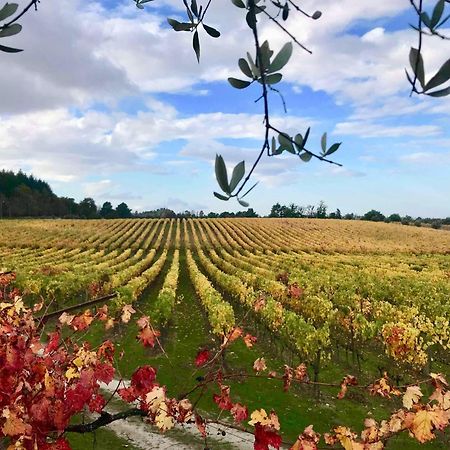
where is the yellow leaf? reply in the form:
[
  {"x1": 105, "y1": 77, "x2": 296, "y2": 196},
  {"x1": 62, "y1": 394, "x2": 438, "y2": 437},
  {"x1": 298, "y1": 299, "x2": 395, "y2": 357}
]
[
  {"x1": 65, "y1": 367, "x2": 80, "y2": 380},
  {"x1": 403, "y1": 386, "x2": 423, "y2": 409},
  {"x1": 410, "y1": 410, "x2": 435, "y2": 443},
  {"x1": 249, "y1": 409, "x2": 270, "y2": 427},
  {"x1": 155, "y1": 402, "x2": 174, "y2": 432}
]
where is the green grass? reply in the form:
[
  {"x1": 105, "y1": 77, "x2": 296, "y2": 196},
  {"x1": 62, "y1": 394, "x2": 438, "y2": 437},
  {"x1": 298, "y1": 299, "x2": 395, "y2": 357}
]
[{"x1": 62, "y1": 251, "x2": 449, "y2": 449}]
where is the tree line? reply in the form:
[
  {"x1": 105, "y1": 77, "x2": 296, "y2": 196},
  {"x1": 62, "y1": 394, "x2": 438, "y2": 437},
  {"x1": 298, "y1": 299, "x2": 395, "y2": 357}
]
[
  {"x1": 0, "y1": 170, "x2": 448, "y2": 226},
  {"x1": 0, "y1": 170, "x2": 133, "y2": 219},
  {"x1": 269, "y1": 202, "x2": 449, "y2": 229}
]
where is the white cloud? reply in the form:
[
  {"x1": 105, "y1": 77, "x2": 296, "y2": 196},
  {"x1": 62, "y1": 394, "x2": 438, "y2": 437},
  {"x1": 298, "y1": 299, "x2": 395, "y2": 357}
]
[
  {"x1": 399, "y1": 151, "x2": 450, "y2": 164},
  {"x1": 335, "y1": 121, "x2": 441, "y2": 138}
]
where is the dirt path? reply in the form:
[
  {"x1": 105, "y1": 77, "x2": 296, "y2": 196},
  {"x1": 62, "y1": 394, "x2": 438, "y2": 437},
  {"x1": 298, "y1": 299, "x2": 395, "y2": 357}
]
[{"x1": 101, "y1": 380, "x2": 255, "y2": 450}]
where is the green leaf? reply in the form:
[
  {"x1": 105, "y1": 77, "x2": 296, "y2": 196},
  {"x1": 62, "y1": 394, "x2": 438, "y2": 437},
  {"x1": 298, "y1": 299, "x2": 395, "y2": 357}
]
[
  {"x1": 299, "y1": 152, "x2": 312, "y2": 162},
  {"x1": 321, "y1": 132, "x2": 327, "y2": 153},
  {"x1": 230, "y1": 0, "x2": 245, "y2": 8},
  {"x1": 282, "y1": 2, "x2": 289, "y2": 20},
  {"x1": 167, "y1": 18, "x2": 193, "y2": 31},
  {"x1": 427, "y1": 86, "x2": 450, "y2": 97},
  {"x1": 420, "y1": 12, "x2": 432, "y2": 28},
  {"x1": 0, "y1": 3, "x2": 18, "y2": 22},
  {"x1": 431, "y1": 0, "x2": 445, "y2": 28},
  {"x1": 228, "y1": 77, "x2": 251, "y2": 89},
  {"x1": 278, "y1": 133, "x2": 295, "y2": 153},
  {"x1": 264, "y1": 73, "x2": 282, "y2": 84},
  {"x1": 312, "y1": 10, "x2": 322, "y2": 20},
  {"x1": 268, "y1": 42, "x2": 293, "y2": 73},
  {"x1": 202, "y1": 24, "x2": 220, "y2": 38},
  {"x1": 238, "y1": 58, "x2": 253, "y2": 78},
  {"x1": 229, "y1": 161, "x2": 245, "y2": 192},
  {"x1": 294, "y1": 133, "x2": 303, "y2": 149},
  {"x1": 0, "y1": 43, "x2": 22, "y2": 52},
  {"x1": 271, "y1": 136, "x2": 277, "y2": 153},
  {"x1": 215, "y1": 155, "x2": 230, "y2": 194},
  {"x1": 247, "y1": 52, "x2": 260, "y2": 77},
  {"x1": 0, "y1": 23, "x2": 21, "y2": 38},
  {"x1": 193, "y1": 30, "x2": 200, "y2": 62},
  {"x1": 214, "y1": 192, "x2": 230, "y2": 201},
  {"x1": 409, "y1": 47, "x2": 425, "y2": 89},
  {"x1": 325, "y1": 142, "x2": 341, "y2": 156},
  {"x1": 259, "y1": 40, "x2": 272, "y2": 71},
  {"x1": 191, "y1": 0, "x2": 198, "y2": 18},
  {"x1": 246, "y1": 10, "x2": 256, "y2": 30},
  {"x1": 424, "y1": 58, "x2": 450, "y2": 91},
  {"x1": 238, "y1": 199, "x2": 249, "y2": 208}
]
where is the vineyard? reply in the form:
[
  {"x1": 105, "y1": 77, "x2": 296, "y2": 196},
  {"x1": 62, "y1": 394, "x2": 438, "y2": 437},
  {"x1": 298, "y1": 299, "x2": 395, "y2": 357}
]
[{"x1": 1, "y1": 218, "x2": 450, "y2": 449}]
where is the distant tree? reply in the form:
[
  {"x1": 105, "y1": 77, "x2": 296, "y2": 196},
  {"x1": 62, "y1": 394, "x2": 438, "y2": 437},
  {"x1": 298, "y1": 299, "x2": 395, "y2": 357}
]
[
  {"x1": 431, "y1": 220, "x2": 442, "y2": 229},
  {"x1": 316, "y1": 201, "x2": 327, "y2": 219},
  {"x1": 269, "y1": 203, "x2": 282, "y2": 218},
  {"x1": 363, "y1": 210, "x2": 385, "y2": 222},
  {"x1": 79, "y1": 198, "x2": 98, "y2": 219},
  {"x1": 343, "y1": 213, "x2": 355, "y2": 220},
  {"x1": 305, "y1": 205, "x2": 316, "y2": 218},
  {"x1": 387, "y1": 213, "x2": 402, "y2": 223},
  {"x1": 116, "y1": 202, "x2": 132, "y2": 218},
  {"x1": 236, "y1": 208, "x2": 258, "y2": 218},
  {"x1": 100, "y1": 201, "x2": 116, "y2": 219},
  {"x1": 442, "y1": 217, "x2": 450, "y2": 225},
  {"x1": 402, "y1": 215, "x2": 413, "y2": 225}
]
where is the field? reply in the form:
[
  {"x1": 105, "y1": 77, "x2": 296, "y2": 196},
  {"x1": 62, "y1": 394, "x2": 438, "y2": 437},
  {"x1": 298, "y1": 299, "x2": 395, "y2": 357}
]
[{"x1": 1, "y1": 218, "x2": 450, "y2": 449}]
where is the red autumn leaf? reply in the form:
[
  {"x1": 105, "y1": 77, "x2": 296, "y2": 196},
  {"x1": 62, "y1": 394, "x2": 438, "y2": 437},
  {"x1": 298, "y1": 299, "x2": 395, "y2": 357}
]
[
  {"x1": 254, "y1": 423, "x2": 282, "y2": 450},
  {"x1": 5, "y1": 343, "x2": 23, "y2": 371},
  {"x1": 118, "y1": 386, "x2": 138, "y2": 403},
  {"x1": 66, "y1": 383, "x2": 92, "y2": 413},
  {"x1": 88, "y1": 394, "x2": 106, "y2": 413},
  {"x1": 121, "y1": 304, "x2": 136, "y2": 323},
  {"x1": 243, "y1": 333, "x2": 257, "y2": 348},
  {"x1": 213, "y1": 385, "x2": 233, "y2": 411},
  {"x1": 195, "y1": 414, "x2": 207, "y2": 438},
  {"x1": 294, "y1": 364, "x2": 308, "y2": 382},
  {"x1": 45, "y1": 331, "x2": 60, "y2": 353},
  {"x1": 287, "y1": 283, "x2": 303, "y2": 299},
  {"x1": 94, "y1": 362, "x2": 115, "y2": 384},
  {"x1": 97, "y1": 340, "x2": 115, "y2": 362},
  {"x1": 231, "y1": 403, "x2": 248, "y2": 422},
  {"x1": 136, "y1": 315, "x2": 151, "y2": 329},
  {"x1": 283, "y1": 365, "x2": 293, "y2": 392},
  {"x1": 338, "y1": 375, "x2": 358, "y2": 399},
  {"x1": 71, "y1": 310, "x2": 94, "y2": 331},
  {"x1": 96, "y1": 305, "x2": 108, "y2": 321},
  {"x1": 137, "y1": 326, "x2": 161, "y2": 348},
  {"x1": 195, "y1": 348, "x2": 210, "y2": 367},
  {"x1": 130, "y1": 365, "x2": 157, "y2": 396}
]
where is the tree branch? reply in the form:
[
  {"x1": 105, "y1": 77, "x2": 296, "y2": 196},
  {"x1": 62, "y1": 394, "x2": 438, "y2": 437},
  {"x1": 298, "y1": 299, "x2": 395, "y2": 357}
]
[
  {"x1": 0, "y1": 0, "x2": 40, "y2": 29},
  {"x1": 65, "y1": 409, "x2": 147, "y2": 433}
]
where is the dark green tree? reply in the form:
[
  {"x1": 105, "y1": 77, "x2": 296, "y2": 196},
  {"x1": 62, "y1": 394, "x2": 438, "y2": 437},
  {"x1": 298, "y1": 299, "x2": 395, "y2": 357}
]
[
  {"x1": 79, "y1": 198, "x2": 98, "y2": 219},
  {"x1": 116, "y1": 202, "x2": 132, "y2": 218},
  {"x1": 363, "y1": 210, "x2": 385, "y2": 222},
  {"x1": 100, "y1": 201, "x2": 116, "y2": 219}
]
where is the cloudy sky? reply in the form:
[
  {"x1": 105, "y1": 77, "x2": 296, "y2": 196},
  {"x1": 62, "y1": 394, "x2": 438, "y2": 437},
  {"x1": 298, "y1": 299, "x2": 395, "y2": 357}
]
[{"x1": 0, "y1": 0, "x2": 449, "y2": 216}]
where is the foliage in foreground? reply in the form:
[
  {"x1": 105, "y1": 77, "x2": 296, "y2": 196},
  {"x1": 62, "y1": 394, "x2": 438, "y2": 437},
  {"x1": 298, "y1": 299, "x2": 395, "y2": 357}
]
[{"x1": 1, "y1": 272, "x2": 450, "y2": 450}]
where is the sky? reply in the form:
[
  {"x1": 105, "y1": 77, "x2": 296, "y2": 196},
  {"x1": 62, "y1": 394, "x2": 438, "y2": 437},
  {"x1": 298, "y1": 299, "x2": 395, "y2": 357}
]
[{"x1": 0, "y1": 0, "x2": 449, "y2": 217}]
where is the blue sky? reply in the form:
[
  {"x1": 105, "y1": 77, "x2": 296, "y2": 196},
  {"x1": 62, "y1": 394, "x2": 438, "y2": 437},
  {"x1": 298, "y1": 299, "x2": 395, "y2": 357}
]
[{"x1": 0, "y1": 0, "x2": 449, "y2": 216}]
